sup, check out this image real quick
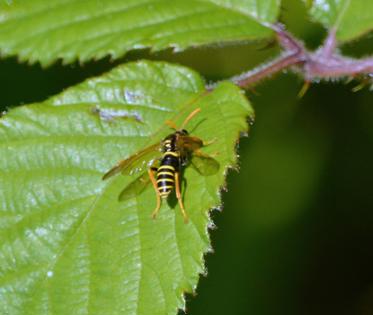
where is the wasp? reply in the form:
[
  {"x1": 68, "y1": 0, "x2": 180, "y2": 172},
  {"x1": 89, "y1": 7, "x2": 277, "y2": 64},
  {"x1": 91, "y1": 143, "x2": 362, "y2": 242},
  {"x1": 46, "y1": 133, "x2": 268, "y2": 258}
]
[{"x1": 102, "y1": 108, "x2": 218, "y2": 223}]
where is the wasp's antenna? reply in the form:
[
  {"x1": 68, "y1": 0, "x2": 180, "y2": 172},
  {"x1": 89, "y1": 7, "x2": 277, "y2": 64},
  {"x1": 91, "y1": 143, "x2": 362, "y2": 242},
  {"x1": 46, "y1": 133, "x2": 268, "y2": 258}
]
[
  {"x1": 165, "y1": 120, "x2": 177, "y2": 130},
  {"x1": 181, "y1": 108, "x2": 201, "y2": 129}
]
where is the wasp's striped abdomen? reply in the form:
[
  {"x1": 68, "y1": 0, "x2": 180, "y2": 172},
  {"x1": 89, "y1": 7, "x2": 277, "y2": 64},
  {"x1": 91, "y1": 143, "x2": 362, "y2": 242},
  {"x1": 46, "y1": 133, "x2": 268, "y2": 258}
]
[{"x1": 157, "y1": 149, "x2": 179, "y2": 198}]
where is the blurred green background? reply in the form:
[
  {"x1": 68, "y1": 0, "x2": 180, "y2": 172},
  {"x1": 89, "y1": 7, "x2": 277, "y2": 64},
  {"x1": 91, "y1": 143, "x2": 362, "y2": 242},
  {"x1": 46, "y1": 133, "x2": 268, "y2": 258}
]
[{"x1": 1, "y1": 1, "x2": 373, "y2": 314}]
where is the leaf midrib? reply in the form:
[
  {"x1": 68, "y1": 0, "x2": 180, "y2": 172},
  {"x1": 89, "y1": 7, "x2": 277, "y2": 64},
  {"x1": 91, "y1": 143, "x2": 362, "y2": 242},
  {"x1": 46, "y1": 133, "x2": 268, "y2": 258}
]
[{"x1": 334, "y1": 0, "x2": 351, "y2": 30}]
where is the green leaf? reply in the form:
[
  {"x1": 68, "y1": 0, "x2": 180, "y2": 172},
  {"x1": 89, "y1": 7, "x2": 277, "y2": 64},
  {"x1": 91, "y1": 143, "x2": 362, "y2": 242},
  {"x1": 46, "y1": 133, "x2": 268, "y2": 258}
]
[
  {"x1": 0, "y1": 61, "x2": 253, "y2": 315},
  {"x1": 305, "y1": 0, "x2": 373, "y2": 41},
  {"x1": 0, "y1": 0, "x2": 280, "y2": 66}
]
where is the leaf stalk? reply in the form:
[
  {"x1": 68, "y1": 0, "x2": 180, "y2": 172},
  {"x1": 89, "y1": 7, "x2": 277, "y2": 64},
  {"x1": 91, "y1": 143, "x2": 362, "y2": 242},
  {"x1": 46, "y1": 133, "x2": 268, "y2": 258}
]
[{"x1": 210, "y1": 24, "x2": 373, "y2": 90}]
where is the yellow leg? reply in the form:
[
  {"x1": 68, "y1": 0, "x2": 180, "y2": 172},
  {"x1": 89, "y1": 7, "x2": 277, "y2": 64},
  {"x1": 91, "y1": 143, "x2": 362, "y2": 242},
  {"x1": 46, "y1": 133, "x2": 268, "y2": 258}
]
[
  {"x1": 203, "y1": 138, "x2": 217, "y2": 147},
  {"x1": 148, "y1": 168, "x2": 161, "y2": 219},
  {"x1": 175, "y1": 172, "x2": 188, "y2": 223}
]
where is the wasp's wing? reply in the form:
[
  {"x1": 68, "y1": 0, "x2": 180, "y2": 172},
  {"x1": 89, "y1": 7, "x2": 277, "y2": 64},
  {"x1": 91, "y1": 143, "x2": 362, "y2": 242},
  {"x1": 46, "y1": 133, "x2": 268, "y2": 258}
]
[
  {"x1": 190, "y1": 153, "x2": 220, "y2": 176},
  {"x1": 102, "y1": 142, "x2": 161, "y2": 180},
  {"x1": 179, "y1": 135, "x2": 204, "y2": 151},
  {"x1": 118, "y1": 172, "x2": 152, "y2": 201},
  {"x1": 179, "y1": 135, "x2": 219, "y2": 175}
]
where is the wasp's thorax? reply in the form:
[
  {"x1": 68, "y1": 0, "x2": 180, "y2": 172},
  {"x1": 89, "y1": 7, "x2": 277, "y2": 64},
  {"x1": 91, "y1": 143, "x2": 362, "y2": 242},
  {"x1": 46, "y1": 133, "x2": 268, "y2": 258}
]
[{"x1": 162, "y1": 129, "x2": 189, "y2": 152}]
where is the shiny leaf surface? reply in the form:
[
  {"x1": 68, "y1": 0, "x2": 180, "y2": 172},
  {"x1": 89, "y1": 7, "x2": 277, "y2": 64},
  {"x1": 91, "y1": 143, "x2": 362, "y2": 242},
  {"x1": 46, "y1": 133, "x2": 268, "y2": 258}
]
[{"x1": 0, "y1": 0, "x2": 280, "y2": 66}]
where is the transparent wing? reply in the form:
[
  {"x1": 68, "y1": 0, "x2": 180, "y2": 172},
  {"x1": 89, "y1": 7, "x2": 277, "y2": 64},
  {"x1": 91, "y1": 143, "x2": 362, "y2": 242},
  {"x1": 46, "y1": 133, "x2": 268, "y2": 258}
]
[
  {"x1": 190, "y1": 153, "x2": 219, "y2": 176},
  {"x1": 179, "y1": 135, "x2": 219, "y2": 175},
  {"x1": 179, "y1": 135, "x2": 203, "y2": 151},
  {"x1": 118, "y1": 171, "x2": 151, "y2": 201},
  {"x1": 102, "y1": 142, "x2": 162, "y2": 180}
]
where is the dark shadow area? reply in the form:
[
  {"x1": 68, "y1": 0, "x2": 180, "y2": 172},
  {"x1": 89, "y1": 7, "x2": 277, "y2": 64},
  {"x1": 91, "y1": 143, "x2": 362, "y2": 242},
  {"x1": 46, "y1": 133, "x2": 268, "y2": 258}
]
[{"x1": 183, "y1": 78, "x2": 373, "y2": 315}]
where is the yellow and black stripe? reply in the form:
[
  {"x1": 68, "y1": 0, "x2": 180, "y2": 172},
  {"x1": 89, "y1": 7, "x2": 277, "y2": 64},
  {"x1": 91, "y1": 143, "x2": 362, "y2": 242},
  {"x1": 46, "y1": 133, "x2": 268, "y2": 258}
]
[{"x1": 156, "y1": 138, "x2": 180, "y2": 198}]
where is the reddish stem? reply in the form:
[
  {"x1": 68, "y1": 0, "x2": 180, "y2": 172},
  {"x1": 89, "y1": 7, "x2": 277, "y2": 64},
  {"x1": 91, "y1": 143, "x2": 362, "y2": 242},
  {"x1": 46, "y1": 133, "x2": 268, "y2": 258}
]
[{"x1": 214, "y1": 24, "x2": 373, "y2": 90}]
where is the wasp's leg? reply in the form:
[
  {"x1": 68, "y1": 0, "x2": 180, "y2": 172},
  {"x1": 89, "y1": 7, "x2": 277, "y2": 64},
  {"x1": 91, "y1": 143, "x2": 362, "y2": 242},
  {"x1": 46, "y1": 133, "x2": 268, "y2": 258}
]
[
  {"x1": 175, "y1": 172, "x2": 188, "y2": 223},
  {"x1": 203, "y1": 138, "x2": 217, "y2": 146},
  {"x1": 148, "y1": 168, "x2": 161, "y2": 219},
  {"x1": 182, "y1": 136, "x2": 217, "y2": 151}
]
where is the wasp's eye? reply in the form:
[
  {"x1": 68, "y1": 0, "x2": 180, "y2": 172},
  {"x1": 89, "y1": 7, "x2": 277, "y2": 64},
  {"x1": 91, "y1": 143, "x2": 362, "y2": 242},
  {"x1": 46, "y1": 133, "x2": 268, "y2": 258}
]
[{"x1": 181, "y1": 129, "x2": 189, "y2": 135}]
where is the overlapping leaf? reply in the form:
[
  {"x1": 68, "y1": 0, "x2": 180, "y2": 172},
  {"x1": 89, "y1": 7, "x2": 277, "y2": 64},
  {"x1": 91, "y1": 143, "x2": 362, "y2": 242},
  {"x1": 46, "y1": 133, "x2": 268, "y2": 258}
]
[
  {"x1": 306, "y1": 0, "x2": 373, "y2": 41},
  {"x1": 0, "y1": 61, "x2": 253, "y2": 315},
  {"x1": 0, "y1": 0, "x2": 280, "y2": 66}
]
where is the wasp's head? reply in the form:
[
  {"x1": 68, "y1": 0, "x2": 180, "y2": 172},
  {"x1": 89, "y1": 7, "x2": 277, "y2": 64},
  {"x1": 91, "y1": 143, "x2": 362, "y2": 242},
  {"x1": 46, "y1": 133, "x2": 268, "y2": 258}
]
[{"x1": 179, "y1": 129, "x2": 189, "y2": 135}]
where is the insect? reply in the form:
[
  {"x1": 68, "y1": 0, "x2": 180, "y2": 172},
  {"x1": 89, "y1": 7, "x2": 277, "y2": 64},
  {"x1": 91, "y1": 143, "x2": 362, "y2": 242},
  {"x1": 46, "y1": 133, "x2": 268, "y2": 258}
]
[{"x1": 102, "y1": 108, "x2": 218, "y2": 223}]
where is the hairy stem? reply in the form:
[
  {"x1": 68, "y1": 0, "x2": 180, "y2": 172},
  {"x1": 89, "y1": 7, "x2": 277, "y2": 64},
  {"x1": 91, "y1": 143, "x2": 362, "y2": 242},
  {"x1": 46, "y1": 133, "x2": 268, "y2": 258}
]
[
  {"x1": 229, "y1": 52, "x2": 303, "y2": 88},
  {"x1": 216, "y1": 24, "x2": 373, "y2": 90}
]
